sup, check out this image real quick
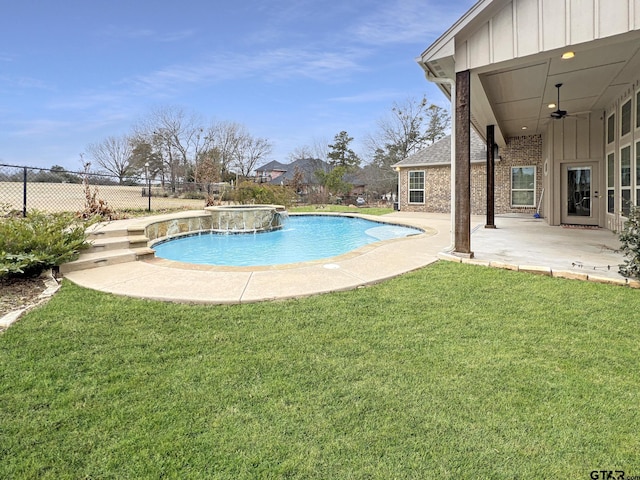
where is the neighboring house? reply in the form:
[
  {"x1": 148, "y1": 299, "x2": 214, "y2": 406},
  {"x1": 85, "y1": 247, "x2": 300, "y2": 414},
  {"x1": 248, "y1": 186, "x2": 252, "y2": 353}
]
[
  {"x1": 254, "y1": 160, "x2": 287, "y2": 183},
  {"x1": 414, "y1": 0, "x2": 640, "y2": 255},
  {"x1": 260, "y1": 158, "x2": 327, "y2": 195},
  {"x1": 254, "y1": 158, "x2": 365, "y2": 199}
]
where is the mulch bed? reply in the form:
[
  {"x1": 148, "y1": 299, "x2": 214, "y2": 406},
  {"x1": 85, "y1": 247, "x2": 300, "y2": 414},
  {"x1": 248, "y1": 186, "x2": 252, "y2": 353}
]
[{"x1": 0, "y1": 276, "x2": 49, "y2": 319}]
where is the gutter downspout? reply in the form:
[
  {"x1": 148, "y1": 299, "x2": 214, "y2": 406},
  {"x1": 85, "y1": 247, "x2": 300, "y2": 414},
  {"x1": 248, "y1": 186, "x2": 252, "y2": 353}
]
[{"x1": 424, "y1": 71, "x2": 456, "y2": 252}]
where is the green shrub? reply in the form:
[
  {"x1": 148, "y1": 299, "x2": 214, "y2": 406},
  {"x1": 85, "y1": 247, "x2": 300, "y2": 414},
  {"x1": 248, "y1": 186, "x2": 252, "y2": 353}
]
[
  {"x1": 233, "y1": 181, "x2": 295, "y2": 206},
  {"x1": 0, "y1": 212, "x2": 91, "y2": 279},
  {"x1": 181, "y1": 190, "x2": 206, "y2": 200},
  {"x1": 619, "y1": 204, "x2": 640, "y2": 278}
]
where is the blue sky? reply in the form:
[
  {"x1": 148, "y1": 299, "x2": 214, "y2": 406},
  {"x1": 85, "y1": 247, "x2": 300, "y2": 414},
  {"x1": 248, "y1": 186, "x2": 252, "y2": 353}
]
[{"x1": 0, "y1": 0, "x2": 476, "y2": 171}]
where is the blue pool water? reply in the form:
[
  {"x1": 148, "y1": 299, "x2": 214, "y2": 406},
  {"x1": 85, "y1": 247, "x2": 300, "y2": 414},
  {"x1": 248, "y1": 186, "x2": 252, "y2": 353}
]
[{"x1": 153, "y1": 215, "x2": 421, "y2": 267}]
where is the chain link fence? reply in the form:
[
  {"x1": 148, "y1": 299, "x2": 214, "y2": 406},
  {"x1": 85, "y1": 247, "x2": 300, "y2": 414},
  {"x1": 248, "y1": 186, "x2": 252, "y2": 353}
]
[{"x1": 0, "y1": 163, "x2": 231, "y2": 216}]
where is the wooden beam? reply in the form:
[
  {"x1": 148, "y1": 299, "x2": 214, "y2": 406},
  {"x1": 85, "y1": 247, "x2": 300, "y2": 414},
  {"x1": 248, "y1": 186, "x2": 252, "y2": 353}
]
[
  {"x1": 454, "y1": 69, "x2": 473, "y2": 256},
  {"x1": 486, "y1": 124, "x2": 496, "y2": 228}
]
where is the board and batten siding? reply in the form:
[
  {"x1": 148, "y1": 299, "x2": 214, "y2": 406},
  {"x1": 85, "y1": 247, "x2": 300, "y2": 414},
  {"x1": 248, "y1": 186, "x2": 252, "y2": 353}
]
[{"x1": 456, "y1": 0, "x2": 640, "y2": 71}]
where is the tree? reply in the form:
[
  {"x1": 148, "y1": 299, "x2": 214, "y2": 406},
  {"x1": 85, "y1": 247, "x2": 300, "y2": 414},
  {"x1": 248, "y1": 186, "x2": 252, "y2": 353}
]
[
  {"x1": 368, "y1": 95, "x2": 449, "y2": 163},
  {"x1": 134, "y1": 106, "x2": 209, "y2": 190},
  {"x1": 424, "y1": 104, "x2": 450, "y2": 145},
  {"x1": 327, "y1": 131, "x2": 360, "y2": 170},
  {"x1": 130, "y1": 138, "x2": 163, "y2": 184},
  {"x1": 291, "y1": 165, "x2": 305, "y2": 195},
  {"x1": 315, "y1": 165, "x2": 352, "y2": 200},
  {"x1": 86, "y1": 135, "x2": 135, "y2": 184},
  {"x1": 234, "y1": 135, "x2": 273, "y2": 178},
  {"x1": 364, "y1": 95, "x2": 450, "y2": 196},
  {"x1": 288, "y1": 145, "x2": 314, "y2": 163},
  {"x1": 206, "y1": 121, "x2": 244, "y2": 178}
]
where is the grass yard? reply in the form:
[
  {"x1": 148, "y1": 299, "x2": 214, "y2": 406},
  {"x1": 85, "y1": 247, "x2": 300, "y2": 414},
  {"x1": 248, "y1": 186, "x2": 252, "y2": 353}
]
[
  {"x1": 1, "y1": 262, "x2": 638, "y2": 479},
  {"x1": 289, "y1": 205, "x2": 393, "y2": 216}
]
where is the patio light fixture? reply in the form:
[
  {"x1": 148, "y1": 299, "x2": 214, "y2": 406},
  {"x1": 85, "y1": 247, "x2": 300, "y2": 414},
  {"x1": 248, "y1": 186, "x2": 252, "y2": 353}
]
[{"x1": 561, "y1": 51, "x2": 575, "y2": 59}]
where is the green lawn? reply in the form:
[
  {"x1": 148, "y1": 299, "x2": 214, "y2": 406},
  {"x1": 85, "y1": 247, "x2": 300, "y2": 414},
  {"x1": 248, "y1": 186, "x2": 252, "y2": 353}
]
[
  {"x1": 289, "y1": 205, "x2": 393, "y2": 216},
  {"x1": 1, "y1": 262, "x2": 638, "y2": 479}
]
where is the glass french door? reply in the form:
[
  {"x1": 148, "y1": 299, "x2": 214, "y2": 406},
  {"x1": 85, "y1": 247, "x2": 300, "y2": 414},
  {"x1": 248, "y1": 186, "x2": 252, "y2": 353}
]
[{"x1": 561, "y1": 162, "x2": 600, "y2": 225}]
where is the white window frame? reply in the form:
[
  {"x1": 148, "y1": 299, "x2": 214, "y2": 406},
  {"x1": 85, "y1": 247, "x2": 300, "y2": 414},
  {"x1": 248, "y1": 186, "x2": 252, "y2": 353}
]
[
  {"x1": 510, "y1": 166, "x2": 536, "y2": 207},
  {"x1": 408, "y1": 170, "x2": 425, "y2": 204},
  {"x1": 607, "y1": 152, "x2": 616, "y2": 214},
  {"x1": 621, "y1": 144, "x2": 632, "y2": 217},
  {"x1": 636, "y1": 140, "x2": 640, "y2": 208},
  {"x1": 607, "y1": 112, "x2": 616, "y2": 145},
  {"x1": 621, "y1": 99, "x2": 632, "y2": 137}
]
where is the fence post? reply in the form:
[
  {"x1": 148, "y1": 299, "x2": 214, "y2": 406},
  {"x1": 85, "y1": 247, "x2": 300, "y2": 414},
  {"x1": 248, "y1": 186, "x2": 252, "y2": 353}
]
[{"x1": 22, "y1": 167, "x2": 27, "y2": 217}]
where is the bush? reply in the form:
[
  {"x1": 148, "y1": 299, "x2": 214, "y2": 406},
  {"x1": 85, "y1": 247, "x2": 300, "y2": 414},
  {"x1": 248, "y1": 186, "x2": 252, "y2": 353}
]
[
  {"x1": 181, "y1": 191, "x2": 206, "y2": 200},
  {"x1": 232, "y1": 181, "x2": 295, "y2": 206},
  {"x1": 0, "y1": 212, "x2": 92, "y2": 279},
  {"x1": 619, "y1": 204, "x2": 640, "y2": 278}
]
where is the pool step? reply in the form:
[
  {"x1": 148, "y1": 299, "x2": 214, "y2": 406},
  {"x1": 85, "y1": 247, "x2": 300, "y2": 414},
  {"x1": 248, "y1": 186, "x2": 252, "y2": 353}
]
[
  {"x1": 86, "y1": 222, "x2": 145, "y2": 239},
  {"x1": 87, "y1": 235, "x2": 149, "y2": 253},
  {"x1": 60, "y1": 225, "x2": 155, "y2": 275},
  {"x1": 59, "y1": 247, "x2": 155, "y2": 274}
]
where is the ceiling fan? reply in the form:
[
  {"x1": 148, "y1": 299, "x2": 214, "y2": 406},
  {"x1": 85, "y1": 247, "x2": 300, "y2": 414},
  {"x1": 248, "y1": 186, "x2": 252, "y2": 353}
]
[{"x1": 550, "y1": 83, "x2": 568, "y2": 119}]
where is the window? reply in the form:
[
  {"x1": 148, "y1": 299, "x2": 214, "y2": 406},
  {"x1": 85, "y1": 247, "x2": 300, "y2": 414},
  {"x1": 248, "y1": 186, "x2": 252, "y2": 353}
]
[
  {"x1": 408, "y1": 171, "x2": 425, "y2": 204},
  {"x1": 636, "y1": 91, "x2": 640, "y2": 129},
  {"x1": 607, "y1": 113, "x2": 615, "y2": 144},
  {"x1": 621, "y1": 145, "x2": 632, "y2": 216},
  {"x1": 637, "y1": 142, "x2": 640, "y2": 207},
  {"x1": 511, "y1": 166, "x2": 536, "y2": 207},
  {"x1": 607, "y1": 152, "x2": 615, "y2": 214},
  {"x1": 622, "y1": 99, "x2": 632, "y2": 136}
]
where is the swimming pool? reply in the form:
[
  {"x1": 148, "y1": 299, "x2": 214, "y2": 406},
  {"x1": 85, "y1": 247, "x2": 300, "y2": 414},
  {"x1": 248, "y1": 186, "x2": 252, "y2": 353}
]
[{"x1": 153, "y1": 215, "x2": 422, "y2": 267}]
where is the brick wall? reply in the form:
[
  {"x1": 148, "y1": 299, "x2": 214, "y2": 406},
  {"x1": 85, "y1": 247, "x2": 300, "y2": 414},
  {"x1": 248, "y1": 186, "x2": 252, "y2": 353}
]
[{"x1": 398, "y1": 134, "x2": 543, "y2": 215}]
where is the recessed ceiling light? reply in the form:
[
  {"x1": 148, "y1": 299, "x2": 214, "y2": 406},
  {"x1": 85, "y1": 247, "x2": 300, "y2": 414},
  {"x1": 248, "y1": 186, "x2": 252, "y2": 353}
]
[
  {"x1": 548, "y1": 103, "x2": 556, "y2": 109},
  {"x1": 562, "y1": 51, "x2": 575, "y2": 59},
  {"x1": 521, "y1": 126, "x2": 528, "y2": 130}
]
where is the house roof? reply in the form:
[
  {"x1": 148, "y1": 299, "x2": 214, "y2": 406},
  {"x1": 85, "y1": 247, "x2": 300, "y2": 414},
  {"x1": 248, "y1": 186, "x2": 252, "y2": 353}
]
[
  {"x1": 416, "y1": 0, "x2": 640, "y2": 145},
  {"x1": 264, "y1": 158, "x2": 329, "y2": 185},
  {"x1": 256, "y1": 160, "x2": 287, "y2": 172},
  {"x1": 393, "y1": 130, "x2": 487, "y2": 169}
]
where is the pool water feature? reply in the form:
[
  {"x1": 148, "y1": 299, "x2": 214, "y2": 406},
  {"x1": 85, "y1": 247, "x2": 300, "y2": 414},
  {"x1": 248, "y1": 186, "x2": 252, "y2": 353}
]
[
  {"x1": 153, "y1": 215, "x2": 422, "y2": 267},
  {"x1": 205, "y1": 204, "x2": 286, "y2": 232}
]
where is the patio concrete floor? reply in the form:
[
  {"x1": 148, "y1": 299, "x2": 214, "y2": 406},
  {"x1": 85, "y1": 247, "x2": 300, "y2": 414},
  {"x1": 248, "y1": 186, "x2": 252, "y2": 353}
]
[{"x1": 62, "y1": 211, "x2": 635, "y2": 304}]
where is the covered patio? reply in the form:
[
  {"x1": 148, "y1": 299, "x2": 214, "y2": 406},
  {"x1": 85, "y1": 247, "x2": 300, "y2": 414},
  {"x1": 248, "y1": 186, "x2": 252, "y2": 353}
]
[
  {"x1": 460, "y1": 213, "x2": 629, "y2": 283},
  {"x1": 416, "y1": 0, "x2": 640, "y2": 257}
]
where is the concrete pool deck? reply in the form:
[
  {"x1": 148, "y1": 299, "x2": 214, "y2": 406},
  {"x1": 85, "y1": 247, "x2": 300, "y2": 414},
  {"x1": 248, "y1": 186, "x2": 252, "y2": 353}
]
[{"x1": 62, "y1": 211, "x2": 635, "y2": 304}]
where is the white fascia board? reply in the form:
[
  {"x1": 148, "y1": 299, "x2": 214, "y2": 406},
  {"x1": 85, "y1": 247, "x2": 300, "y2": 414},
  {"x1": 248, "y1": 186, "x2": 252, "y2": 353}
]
[{"x1": 417, "y1": 0, "x2": 496, "y2": 64}]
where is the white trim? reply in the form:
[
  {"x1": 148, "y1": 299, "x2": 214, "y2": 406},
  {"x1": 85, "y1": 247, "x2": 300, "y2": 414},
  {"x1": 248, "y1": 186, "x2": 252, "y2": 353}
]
[
  {"x1": 408, "y1": 170, "x2": 426, "y2": 205},
  {"x1": 621, "y1": 98, "x2": 633, "y2": 138},
  {"x1": 620, "y1": 143, "x2": 633, "y2": 216},
  {"x1": 510, "y1": 165, "x2": 537, "y2": 207}
]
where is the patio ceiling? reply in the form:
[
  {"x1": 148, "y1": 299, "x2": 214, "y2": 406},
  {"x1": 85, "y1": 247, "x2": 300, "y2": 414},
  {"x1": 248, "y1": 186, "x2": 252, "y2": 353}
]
[
  {"x1": 420, "y1": 31, "x2": 640, "y2": 144},
  {"x1": 478, "y1": 33, "x2": 640, "y2": 138}
]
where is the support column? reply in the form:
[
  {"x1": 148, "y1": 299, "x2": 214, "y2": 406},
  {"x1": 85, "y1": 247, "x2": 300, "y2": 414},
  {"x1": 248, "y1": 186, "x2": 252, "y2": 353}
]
[
  {"x1": 486, "y1": 124, "x2": 496, "y2": 229},
  {"x1": 454, "y1": 70, "x2": 473, "y2": 257}
]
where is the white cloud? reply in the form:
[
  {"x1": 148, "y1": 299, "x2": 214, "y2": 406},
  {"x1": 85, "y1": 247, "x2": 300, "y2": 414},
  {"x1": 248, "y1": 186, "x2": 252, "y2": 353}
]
[
  {"x1": 98, "y1": 25, "x2": 196, "y2": 43},
  {"x1": 0, "y1": 74, "x2": 52, "y2": 91},
  {"x1": 8, "y1": 119, "x2": 74, "y2": 137},
  {"x1": 351, "y1": 0, "x2": 474, "y2": 46},
  {"x1": 123, "y1": 45, "x2": 369, "y2": 96},
  {"x1": 329, "y1": 89, "x2": 406, "y2": 104}
]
